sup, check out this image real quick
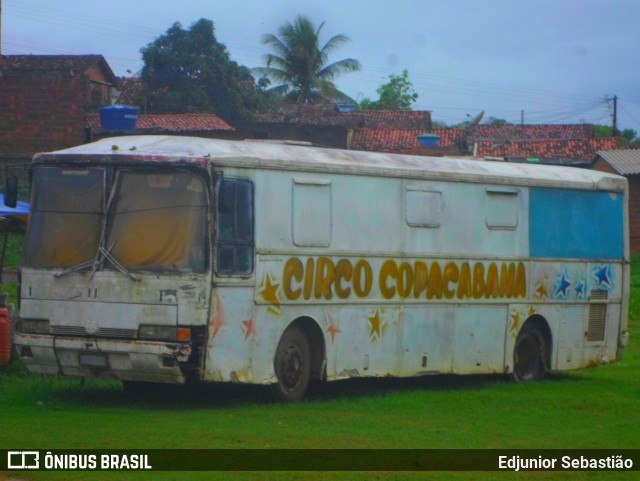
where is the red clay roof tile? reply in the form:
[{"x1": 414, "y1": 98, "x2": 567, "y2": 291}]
[
  {"x1": 0, "y1": 55, "x2": 116, "y2": 84},
  {"x1": 352, "y1": 127, "x2": 617, "y2": 160},
  {"x1": 254, "y1": 104, "x2": 431, "y2": 129},
  {"x1": 86, "y1": 113, "x2": 234, "y2": 132},
  {"x1": 468, "y1": 124, "x2": 593, "y2": 141},
  {"x1": 476, "y1": 137, "x2": 617, "y2": 159}
]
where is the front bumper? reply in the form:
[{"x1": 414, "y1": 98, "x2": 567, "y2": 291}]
[{"x1": 15, "y1": 332, "x2": 192, "y2": 383}]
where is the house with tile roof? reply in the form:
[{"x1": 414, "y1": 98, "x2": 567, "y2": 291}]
[
  {"x1": 0, "y1": 55, "x2": 117, "y2": 166},
  {"x1": 593, "y1": 149, "x2": 640, "y2": 252},
  {"x1": 251, "y1": 103, "x2": 432, "y2": 129},
  {"x1": 475, "y1": 137, "x2": 618, "y2": 162},
  {"x1": 86, "y1": 113, "x2": 234, "y2": 141},
  {"x1": 353, "y1": 127, "x2": 463, "y2": 155},
  {"x1": 352, "y1": 123, "x2": 618, "y2": 165},
  {"x1": 115, "y1": 77, "x2": 146, "y2": 108},
  {"x1": 236, "y1": 103, "x2": 432, "y2": 149},
  {"x1": 468, "y1": 124, "x2": 594, "y2": 141}
]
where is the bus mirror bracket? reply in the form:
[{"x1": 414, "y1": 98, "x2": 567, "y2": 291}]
[{"x1": 4, "y1": 175, "x2": 18, "y2": 208}]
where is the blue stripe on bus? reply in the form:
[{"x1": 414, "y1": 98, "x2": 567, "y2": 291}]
[{"x1": 529, "y1": 188, "x2": 624, "y2": 259}]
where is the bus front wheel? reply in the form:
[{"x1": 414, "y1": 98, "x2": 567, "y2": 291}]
[
  {"x1": 272, "y1": 325, "x2": 311, "y2": 402},
  {"x1": 513, "y1": 323, "x2": 547, "y2": 382}
]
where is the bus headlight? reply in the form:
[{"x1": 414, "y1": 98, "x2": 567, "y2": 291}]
[
  {"x1": 138, "y1": 325, "x2": 191, "y2": 341},
  {"x1": 19, "y1": 319, "x2": 51, "y2": 334}
]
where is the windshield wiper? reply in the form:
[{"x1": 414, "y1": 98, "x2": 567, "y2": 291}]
[
  {"x1": 98, "y1": 245, "x2": 141, "y2": 282},
  {"x1": 52, "y1": 246, "x2": 140, "y2": 282},
  {"x1": 53, "y1": 259, "x2": 96, "y2": 278}
]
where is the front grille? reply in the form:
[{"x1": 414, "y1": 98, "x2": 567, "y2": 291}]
[
  {"x1": 50, "y1": 325, "x2": 137, "y2": 339},
  {"x1": 97, "y1": 328, "x2": 137, "y2": 339},
  {"x1": 51, "y1": 326, "x2": 87, "y2": 336}
]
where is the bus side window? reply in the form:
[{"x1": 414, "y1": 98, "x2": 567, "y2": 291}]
[{"x1": 216, "y1": 178, "x2": 254, "y2": 275}]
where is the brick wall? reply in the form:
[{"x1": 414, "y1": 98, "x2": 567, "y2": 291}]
[
  {"x1": 0, "y1": 69, "x2": 92, "y2": 159},
  {"x1": 626, "y1": 175, "x2": 640, "y2": 254},
  {"x1": 591, "y1": 158, "x2": 618, "y2": 175}
]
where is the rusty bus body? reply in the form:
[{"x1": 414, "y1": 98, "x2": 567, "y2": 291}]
[{"x1": 14, "y1": 136, "x2": 629, "y2": 400}]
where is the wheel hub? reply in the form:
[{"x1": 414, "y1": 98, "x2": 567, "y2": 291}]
[{"x1": 280, "y1": 342, "x2": 305, "y2": 390}]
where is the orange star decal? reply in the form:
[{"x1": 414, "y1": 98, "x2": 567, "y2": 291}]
[
  {"x1": 242, "y1": 320, "x2": 254, "y2": 340},
  {"x1": 210, "y1": 295, "x2": 225, "y2": 340},
  {"x1": 325, "y1": 312, "x2": 342, "y2": 344},
  {"x1": 259, "y1": 272, "x2": 281, "y2": 315}
]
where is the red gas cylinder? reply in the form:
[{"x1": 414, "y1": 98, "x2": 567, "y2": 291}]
[{"x1": 0, "y1": 307, "x2": 10, "y2": 365}]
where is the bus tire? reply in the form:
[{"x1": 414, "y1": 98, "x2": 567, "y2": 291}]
[
  {"x1": 512, "y1": 323, "x2": 547, "y2": 382},
  {"x1": 272, "y1": 325, "x2": 311, "y2": 402}
]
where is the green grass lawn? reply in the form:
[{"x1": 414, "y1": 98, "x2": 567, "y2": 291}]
[{"x1": 1, "y1": 260, "x2": 639, "y2": 481}]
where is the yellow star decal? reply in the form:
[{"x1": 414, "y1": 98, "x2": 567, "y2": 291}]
[
  {"x1": 259, "y1": 272, "x2": 280, "y2": 315},
  {"x1": 510, "y1": 310, "x2": 522, "y2": 334},
  {"x1": 535, "y1": 281, "x2": 548, "y2": 299},
  {"x1": 528, "y1": 305, "x2": 537, "y2": 318},
  {"x1": 368, "y1": 309, "x2": 384, "y2": 341}
]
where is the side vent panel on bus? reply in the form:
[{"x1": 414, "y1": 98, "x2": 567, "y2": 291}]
[{"x1": 587, "y1": 290, "x2": 608, "y2": 342}]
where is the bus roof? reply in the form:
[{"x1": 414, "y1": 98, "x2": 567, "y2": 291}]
[{"x1": 36, "y1": 135, "x2": 625, "y2": 191}]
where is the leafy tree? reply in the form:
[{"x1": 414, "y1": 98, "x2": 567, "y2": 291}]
[
  {"x1": 253, "y1": 15, "x2": 360, "y2": 103},
  {"x1": 486, "y1": 116, "x2": 510, "y2": 126},
  {"x1": 593, "y1": 124, "x2": 614, "y2": 137},
  {"x1": 593, "y1": 124, "x2": 639, "y2": 147},
  {"x1": 140, "y1": 19, "x2": 267, "y2": 121},
  {"x1": 359, "y1": 70, "x2": 418, "y2": 110}
]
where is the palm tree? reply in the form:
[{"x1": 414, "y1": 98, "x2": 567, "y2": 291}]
[{"x1": 253, "y1": 15, "x2": 361, "y2": 103}]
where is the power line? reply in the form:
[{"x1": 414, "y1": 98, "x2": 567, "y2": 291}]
[
  {"x1": 4, "y1": 0, "x2": 634, "y2": 128},
  {"x1": 5, "y1": 0, "x2": 607, "y2": 108},
  {"x1": 619, "y1": 104, "x2": 640, "y2": 129}
]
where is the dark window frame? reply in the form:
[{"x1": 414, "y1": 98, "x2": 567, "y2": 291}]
[{"x1": 215, "y1": 177, "x2": 255, "y2": 276}]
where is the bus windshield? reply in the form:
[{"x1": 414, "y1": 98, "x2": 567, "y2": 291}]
[
  {"x1": 23, "y1": 167, "x2": 104, "y2": 268},
  {"x1": 106, "y1": 171, "x2": 208, "y2": 273},
  {"x1": 23, "y1": 166, "x2": 208, "y2": 273}
]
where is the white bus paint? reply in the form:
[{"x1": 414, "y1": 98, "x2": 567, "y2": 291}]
[{"x1": 14, "y1": 136, "x2": 629, "y2": 400}]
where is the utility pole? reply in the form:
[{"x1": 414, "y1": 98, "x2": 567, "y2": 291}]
[
  {"x1": 612, "y1": 95, "x2": 619, "y2": 137},
  {"x1": 521, "y1": 110, "x2": 524, "y2": 126}
]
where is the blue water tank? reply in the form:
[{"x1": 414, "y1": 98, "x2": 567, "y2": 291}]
[
  {"x1": 99, "y1": 105, "x2": 139, "y2": 131},
  {"x1": 337, "y1": 104, "x2": 357, "y2": 112},
  {"x1": 417, "y1": 134, "x2": 440, "y2": 147}
]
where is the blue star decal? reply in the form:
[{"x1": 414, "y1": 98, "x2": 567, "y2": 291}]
[
  {"x1": 574, "y1": 279, "x2": 586, "y2": 299},
  {"x1": 592, "y1": 265, "x2": 613, "y2": 289},
  {"x1": 553, "y1": 270, "x2": 572, "y2": 298}
]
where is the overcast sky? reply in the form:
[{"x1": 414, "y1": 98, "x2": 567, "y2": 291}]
[{"x1": 3, "y1": 0, "x2": 639, "y2": 131}]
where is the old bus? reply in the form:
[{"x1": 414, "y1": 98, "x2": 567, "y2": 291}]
[{"x1": 12, "y1": 136, "x2": 629, "y2": 401}]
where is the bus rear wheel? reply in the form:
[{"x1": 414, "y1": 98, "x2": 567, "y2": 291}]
[
  {"x1": 513, "y1": 323, "x2": 546, "y2": 382},
  {"x1": 272, "y1": 325, "x2": 311, "y2": 402}
]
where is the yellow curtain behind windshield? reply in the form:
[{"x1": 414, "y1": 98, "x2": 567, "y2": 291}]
[
  {"x1": 107, "y1": 172, "x2": 207, "y2": 272},
  {"x1": 23, "y1": 167, "x2": 103, "y2": 268}
]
